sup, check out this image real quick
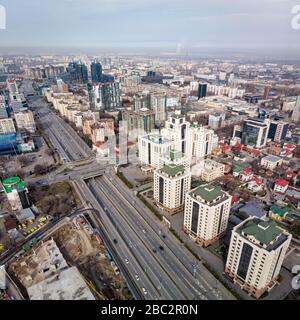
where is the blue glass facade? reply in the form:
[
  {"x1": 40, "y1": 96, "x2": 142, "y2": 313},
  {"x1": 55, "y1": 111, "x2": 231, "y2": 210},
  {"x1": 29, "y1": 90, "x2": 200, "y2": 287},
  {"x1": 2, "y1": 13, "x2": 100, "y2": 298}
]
[{"x1": 0, "y1": 133, "x2": 17, "y2": 154}]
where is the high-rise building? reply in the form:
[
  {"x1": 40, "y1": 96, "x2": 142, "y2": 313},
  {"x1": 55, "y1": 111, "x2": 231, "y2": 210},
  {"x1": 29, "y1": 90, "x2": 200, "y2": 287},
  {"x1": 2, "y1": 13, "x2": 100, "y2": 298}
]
[
  {"x1": 67, "y1": 62, "x2": 88, "y2": 84},
  {"x1": 90, "y1": 83, "x2": 121, "y2": 110},
  {"x1": 0, "y1": 105, "x2": 16, "y2": 134},
  {"x1": 122, "y1": 108, "x2": 155, "y2": 138},
  {"x1": 292, "y1": 96, "x2": 300, "y2": 122},
  {"x1": 234, "y1": 118, "x2": 270, "y2": 148},
  {"x1": 138, "y1": 133, "x2": 173, "y2": 169},
  {"x1": 267, "y1": 120, "x2": 289, "y2": 143},
  {"x1": 225, "y1": 217, "x2": 292, "y2": 299},
  {"x1": 154, "y1": 164, "x2": 191, "y2": 214},
  {"x1": 1, "y1": 176, "x2": 31, "y2": 211},
  {"x1": 151, "y1": 94, "x2": 167, "y2": 124},
  {"x1": 184, "y1": 185, "x2": 232, "y2": 247},
  {"x1": 159, "y1": 149, "x2": 191, "y2": 169},
  {"x1": 14, "y1": 110, "x2": 36, "y2": 133},
  {"x1": 91, "y1": 61, "x2": 103, "y2": 83},
  {"x1": 161, "y1": 110, "x2": 190, "y2": 155},
  {"x1": 198, "y1": 83, "x2": 207, "y2": 99},
  {"x1": 132, "y1": 94, "x2": 151, "y2": 112},
  {"x1": 188, "y1": 123, "x2": 215, "y2": 162}
]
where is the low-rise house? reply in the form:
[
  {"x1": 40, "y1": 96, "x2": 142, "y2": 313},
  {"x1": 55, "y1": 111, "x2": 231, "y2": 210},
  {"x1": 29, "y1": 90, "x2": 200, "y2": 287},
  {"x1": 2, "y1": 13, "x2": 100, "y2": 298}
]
[
  {"x1": 261, "y1": 155, "x2": 283, "y2": 170},
  {"x1": 240, "y1": 168, "x2": 254, "y2": 182},
  {"x1": 274, "y1": 179, "x2": 289, "y2": 194},
  {"x1": 281, "y1": 143, "x2": 295, "y2": 158},
  {"x1": 269, "y1": 205, "x2": 289, "y2": 222},
  {"x1": 233, "y1": 167, "x2": 243, "y2": 177},
  {"x1": 269, "y1": 205, "x2": 300, "y2": 223},
  {"x1": 248, "y1": 176, "x2": 264, "y2": 193}
]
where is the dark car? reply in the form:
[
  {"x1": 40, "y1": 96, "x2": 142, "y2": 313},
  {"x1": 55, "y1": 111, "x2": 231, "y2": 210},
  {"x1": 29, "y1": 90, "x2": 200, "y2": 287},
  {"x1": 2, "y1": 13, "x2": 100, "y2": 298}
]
[{"x1": 159, "y1": 246, "x2": 164, "y2": 251}]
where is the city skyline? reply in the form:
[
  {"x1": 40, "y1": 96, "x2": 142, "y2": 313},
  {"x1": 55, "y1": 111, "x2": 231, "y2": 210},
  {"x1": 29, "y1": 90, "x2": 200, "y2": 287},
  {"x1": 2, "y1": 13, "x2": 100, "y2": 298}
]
[{"x1": 0, "y1": 0, "x2": 300, "y2": 55}]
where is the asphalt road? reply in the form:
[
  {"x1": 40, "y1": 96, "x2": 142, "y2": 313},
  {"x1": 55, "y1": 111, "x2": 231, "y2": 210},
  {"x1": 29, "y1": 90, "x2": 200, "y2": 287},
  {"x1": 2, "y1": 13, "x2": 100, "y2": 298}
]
[
  {"x1": 90, "y1": 171, "x2": 235, "y2": 300},
  {"x1": 75, "y1": 179, "x2": 161, "y2": 300},
  {"x1": 28, "y1": 95, "x2": 93, "y2": 162},
  {"x1": 17, "y1": 79, "x2": 235, "y2": 300}
]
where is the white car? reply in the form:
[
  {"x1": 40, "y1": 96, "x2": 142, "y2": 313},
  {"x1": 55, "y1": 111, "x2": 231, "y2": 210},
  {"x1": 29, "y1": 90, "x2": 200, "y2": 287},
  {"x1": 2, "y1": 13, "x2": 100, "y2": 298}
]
[
  {"x1": 142, "y1": 288, "x2": 148, "y2": 295},
  {"x1": 135, "y1": 274, "x2": 140, "y2": 281},
  {"x1": 125, "y1": 258, "x2": 129, "y2": 264}
]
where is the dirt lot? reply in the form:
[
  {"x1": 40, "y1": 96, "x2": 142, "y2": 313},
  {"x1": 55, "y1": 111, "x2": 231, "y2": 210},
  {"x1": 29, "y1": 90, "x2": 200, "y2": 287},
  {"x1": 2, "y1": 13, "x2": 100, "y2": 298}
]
[
  {"x1": 7, "y1": 216, "x2": 132, "y2": 300},
  {"x1": 29, "y1": 181, "x2": 80, "y2": 218},
  {"x1": 120, "y1": 164, "x2": 153, "y2": 187},
  {"x1": 52, "y1": 217, "x2": 132, "y2": 300}
]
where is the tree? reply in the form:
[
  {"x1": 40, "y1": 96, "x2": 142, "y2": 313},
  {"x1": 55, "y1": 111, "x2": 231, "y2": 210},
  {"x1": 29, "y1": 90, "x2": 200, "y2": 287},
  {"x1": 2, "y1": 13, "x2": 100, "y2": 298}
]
[
  {"x1": 34, "y1": 164, "x2": 48, "y2": 175},
  {"x1": 57, "y1": 202, "x2": 72, "y2": 216},
  {"x1": 45, "y1": 149, "x2": 54, "y2": 157},
  {"x1": 18, "y1": 155, "x2": 29, "y2": 166}
]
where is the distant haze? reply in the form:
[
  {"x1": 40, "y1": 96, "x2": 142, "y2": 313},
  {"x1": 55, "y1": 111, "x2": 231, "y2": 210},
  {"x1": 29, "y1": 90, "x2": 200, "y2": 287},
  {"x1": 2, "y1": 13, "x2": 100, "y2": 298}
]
[{"x1": 0, "y1": 0, "x2": 299, "y2": 57}]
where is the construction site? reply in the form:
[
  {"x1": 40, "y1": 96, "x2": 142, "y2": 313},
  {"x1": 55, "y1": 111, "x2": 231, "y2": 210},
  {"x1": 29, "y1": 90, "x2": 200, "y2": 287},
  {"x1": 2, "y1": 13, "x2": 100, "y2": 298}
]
[{"x1": 7, "y1": 215, "x2": 132, "y2": 300}]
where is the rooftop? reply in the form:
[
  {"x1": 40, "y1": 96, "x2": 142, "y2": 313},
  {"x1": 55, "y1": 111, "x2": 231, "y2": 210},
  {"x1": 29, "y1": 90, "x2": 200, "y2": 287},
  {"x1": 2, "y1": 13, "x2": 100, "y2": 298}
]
[
  {"x1": 275, "y1": 179, "x2": 289, "y2": 187},
  {"x1": 191, "y1": 185, "x2": 225, "y2": 203},
  {"x1": 240, "y1": 218, "x2": 284, "y2": 246},
  {"x1": 0, "y1": 107, "x2": 8, "y2": 119},
  {"x1": 2, "y1": 176, "x2": 26, "y2": 193},
  {"x1": 168, "y1": 149, "x2": 183, "y2": 161},
  {"x1": 146, "y1": 133, "x2": 169, "y2": 144},
  {"x1": 160, "y1": 164, "x2": 185, "y2": 177},
  {"x1": 27, "y1": 266, "x2": 95, "y2": 301},
  {"x1": 270, "y1": 205, "x2": 289, "y2": 217},
  {"x1": 233, "y1": 167, "x2": 244, "y2": 174},
  {"x1": 262, "y1": 155, "x2": 282, "y2": 162},
  {"x1": 171, "y1": 110, "x2": 184, "y2": 119}
]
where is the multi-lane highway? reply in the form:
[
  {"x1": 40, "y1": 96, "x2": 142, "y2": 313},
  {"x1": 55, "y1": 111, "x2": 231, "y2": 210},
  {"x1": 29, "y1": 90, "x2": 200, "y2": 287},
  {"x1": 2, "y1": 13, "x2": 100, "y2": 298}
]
[
  {"x1": 87, "y1": 172, "x2": 235, "y2": 300},
  {"x1": 75, "y1": 179, "x2": 160, "y2": 300},
  {"x1": 18, "y1": 80, "x2": 235, "y2": 300},
  {"x1": 28, "y1": 95, "x2": 93, "y2": 163}
]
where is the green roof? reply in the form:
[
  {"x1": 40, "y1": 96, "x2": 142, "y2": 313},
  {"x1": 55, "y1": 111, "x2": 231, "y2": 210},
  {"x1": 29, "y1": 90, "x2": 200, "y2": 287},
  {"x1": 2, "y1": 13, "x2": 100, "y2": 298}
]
[
  {"x1": 160, "y1": 164, "x2": 185, "y2": 177},
  {"x1": 240, "y1": 218, "x2": 283, "y2": 245},
  {"x1": 171, "y1": 113, "x2": 184, "y2": 119},
  {"x1": 270, "y1": 205, "x2": 289, "y2": 217},
  {"x1": 286, "y1": 213, "x2": 300, "y2": 220},
  {"x1": 233, "y1": 167, "x2": 243, "y2": 173},
  {"x1": 191, "y1": 185, "x2": 225, "y2": 203},
  {"x1": 2, "y1": 176, "x2": 26, "y2": 193}
]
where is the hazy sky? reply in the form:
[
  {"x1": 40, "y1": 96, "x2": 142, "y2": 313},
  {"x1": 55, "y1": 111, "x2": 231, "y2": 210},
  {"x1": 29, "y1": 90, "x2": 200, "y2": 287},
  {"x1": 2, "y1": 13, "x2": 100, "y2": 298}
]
[{"x1": 0, "y1": 0, "x2": 299, "y2": 51}]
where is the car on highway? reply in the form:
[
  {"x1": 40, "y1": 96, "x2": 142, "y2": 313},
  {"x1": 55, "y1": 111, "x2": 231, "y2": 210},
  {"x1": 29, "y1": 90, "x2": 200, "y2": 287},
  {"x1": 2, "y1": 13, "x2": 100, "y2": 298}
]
[
  {"x1": 113, "y1": 239, "x2": 118, "y2": 244},
  {"x1": 135, "y1": 274, "x2": 140, "y2": 281},
  {"x1": 124, "y1": 258, "x2": 129, "y2": 264},
  {"x1": 153, "y1": 248, "x2": 157, "y2": 253},
  {"x1": 142, "y1": 288, "x2": 148, "y2": 295},
  {"x1": 159, "y1": 245, "x2": 164, "y2": 251}
]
